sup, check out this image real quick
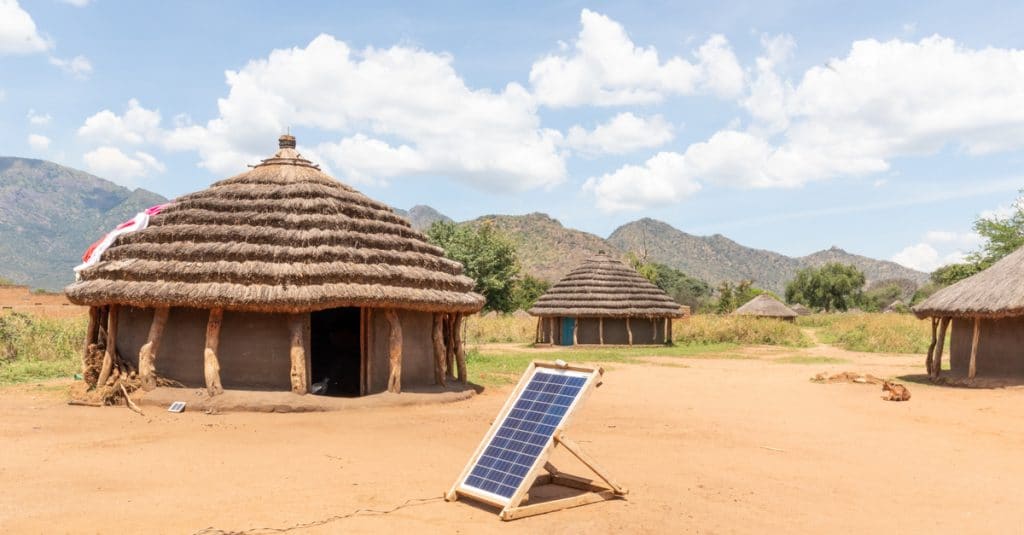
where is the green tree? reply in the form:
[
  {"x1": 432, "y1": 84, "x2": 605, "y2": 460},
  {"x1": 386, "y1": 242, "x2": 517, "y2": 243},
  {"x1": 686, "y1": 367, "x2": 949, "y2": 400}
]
[
  {"x1": 714, "y1": 280, "x2": 775, "y2": 313},
  {"x1": 927, "y1": 192, "x2": 1024, "y2": 287},
  {"x1": 427, "y1": 221, "x2": 521, "y2": 312},
  {"x1": 861, "y1": 283, "x2": 904, "y2": 312},
  {"x1": 510, "y1": 275, "x2": 549, "y2": 311},
  {"x1": 624, "y1": 252, "x2": 712, "y2": 310},
  {"x1": 785, "y1": 263, "x2": 866, "y2": 312},
  {"x1": 930, "y1": 262, "x2": 982, "y2": 287}
]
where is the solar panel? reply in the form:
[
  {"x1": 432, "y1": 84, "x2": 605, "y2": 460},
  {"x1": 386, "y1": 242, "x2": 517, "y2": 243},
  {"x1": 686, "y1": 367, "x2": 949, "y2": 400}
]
[{"x1": 460, "y1": 368, "x2": 589, "y2": 502}]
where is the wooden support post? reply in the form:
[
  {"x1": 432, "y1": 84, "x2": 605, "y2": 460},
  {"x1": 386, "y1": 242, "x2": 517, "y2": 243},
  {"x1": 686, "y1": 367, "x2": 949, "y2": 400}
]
[
  {"x1": 96, "y1": 305, "x2": 119, "y2": 387},
  {"x1": 925, "y1": 317, "x2": 938, "y2": 375},
  {"x1": 365, "y1": 308, "x2": 374, "y2": 394},
  {"x1": 360, "y1": 308, "x2": 367, "y2": 395},
  {"x1": 933, "y1": 317, "x2": 950, "y2": 379},
  {"x1": 969, "y1": 317, "x2": 980, "y2": 380},
  {"x1": 288, "y1": 313, "x2": 308, "y2": 395},
  {"x1": 626, "y1": 317, "x2": 633, "y2": 346},
  {"x1": 535, "y1": 318, "x2": 541, "y2": 344},
  {"x1": 385, "y1": 309, "x2": 403, "y2": 393},
  {"x1": 572, "y1": 317, "x2": 579, "y2": 346},
  {"x1": 204, "y1": 308, "x2": 224, "y2": 396},
  {"x1": 663, "y1": 317, "x2": 669, "y2": 345},
  {"x1": 82, "y1": 306, "x2": 99, "y2": 380},
  {"x1": 433, "y1": 313, "x2": 447, "y2": 386},
  {"x1": 555, "y1": 434, "x2": 628, "y2": 495},
  {"x1": 652, "y1": 318, "x2": 657, "y2": 342},
  {"x1": 599, "y1": 317, "x2": 604, "y2": 345},
  {"x1": 668, "y1": 318, "x2": 673, "y2": 344},
  {"x1": 138, "y1": 306, "x2": 169, "y2": 391},
  {"x1": 455, "y1": 313, "x2": 467, "y2": 383},
  {"x1": 445, "y1": 314, "x2": 456, "y2": 381},
  {"x1": 550, "y1": 317, "x2": 556, "y2": 345}
]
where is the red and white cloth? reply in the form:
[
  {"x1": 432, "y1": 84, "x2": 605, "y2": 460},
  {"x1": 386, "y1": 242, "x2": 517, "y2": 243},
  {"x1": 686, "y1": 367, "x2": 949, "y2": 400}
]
[{"x1": 74, "y1": 203, "x2": 170, "y2": 278}]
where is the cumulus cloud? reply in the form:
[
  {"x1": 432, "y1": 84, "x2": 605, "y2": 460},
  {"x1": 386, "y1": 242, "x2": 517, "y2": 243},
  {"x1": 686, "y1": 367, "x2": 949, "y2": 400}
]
[
  {"x1": 564, "y1": 112, "x2": 674, "y2": 156},
  {"x1": 154, "y1": 34, "x2": 565, "y2": 189},
  {"x1": 529, "y1": 9, "x2": 744, "y2": 107},
  {"x1": 0, "y1": 0, "x2": 51, "y2": 55},
  {"x1": 589, "y1": 34, "x2": 1024, "y2": 211},
  {"x1": 49, "y1": 54, "x2": 93, "y2": 78},
  {"x1": 82, "y1": 147, "x2": 165, "y2": 186},
  {"x1": 892, "y1": 230, "x2": 983, "y2": 272},
  {"x1": 582, "y1": 152, "x2": 700, "y2": 212},
  {"x1": 27, "y1": 133, "x2": 50, "y2": 151},
  {"x1": 78, "y1": 99, "x2": 162, "y2": 145},
  {"x1": 27, "y1": 109, "x2": 51, "y2": 126}
]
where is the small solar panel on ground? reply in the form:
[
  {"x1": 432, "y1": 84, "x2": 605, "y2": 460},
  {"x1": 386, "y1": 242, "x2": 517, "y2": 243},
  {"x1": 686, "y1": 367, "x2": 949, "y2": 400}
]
[{"x1": 460, "y1": 369, "x2": 589, "y2": 501}]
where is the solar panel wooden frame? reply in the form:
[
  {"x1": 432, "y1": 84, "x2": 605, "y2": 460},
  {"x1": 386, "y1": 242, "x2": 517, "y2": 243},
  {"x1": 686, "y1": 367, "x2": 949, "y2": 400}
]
[{"x1": 445, "y1": 360, "x2": 627, "y2": 520}]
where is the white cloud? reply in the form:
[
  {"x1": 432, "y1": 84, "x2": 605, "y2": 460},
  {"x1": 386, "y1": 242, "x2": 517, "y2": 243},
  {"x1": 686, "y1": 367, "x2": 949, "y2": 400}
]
[
  {"x1": 529, "y1": 9, "x2": 743, "y2": 107},
  {"x1": 892, "y1": 229, "x2": 983, "y2": 272},
  {"x1": 582, "y1": 152, "x2": 701, "y2": 212},
  {"x1": 61, "y1": 0, "x2": 91, "y2": 6},
  {"x1": 49, "y1": 54, "x2": 93, "y2": 78},
  {"x1": 564, "y1": 112, "x2": 674, "y2": 156},
  {"x1": 26, "y1": 109, "x2": 51, "y2": 126},
  {"x1": 82, "y1": 147, "x2": 165, "y2": 185},
  {"x1": 155, "y1": 34, "x2": 565, "y2": 190},
  {"x1": 78, "y1": 99, "x2": 162, "y2": 145},
  {"x1": 0, "y1": 0, "x2": 51, "y2": 55},
  {"x1": 27, "y1": 133, "x2": 50, "y2": 151}
]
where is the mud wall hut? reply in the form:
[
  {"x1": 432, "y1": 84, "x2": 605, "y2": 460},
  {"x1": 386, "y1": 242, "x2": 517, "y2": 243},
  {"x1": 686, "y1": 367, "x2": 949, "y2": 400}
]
[
  {"x1": 65, "y1": 135, "x2": 484, "y2": 397},
  {"x1": 528, "y1": 252, "x2": 683, "y2": 346},
  {"x1": 732, "y1": 294, "x2": 798, "y2": 322},
  {"x1": 913, "y1": 246, "x2": 1024, "y2": 379}
]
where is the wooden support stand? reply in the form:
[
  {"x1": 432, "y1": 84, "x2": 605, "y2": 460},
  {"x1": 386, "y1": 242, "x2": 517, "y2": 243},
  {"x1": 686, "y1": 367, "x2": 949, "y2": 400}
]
[
  {"x1": 385, "y1": 309, "x2": 403, "y2": 393},
  {"x1": 204, "y1": 308, "x2": 224, "y2": 396},
  {"x1": 288, "y1": 313, "x2": 309, "y2": 395},
  {"x1": 138, "y1": 306, "x2": 169, "y2": 391}
]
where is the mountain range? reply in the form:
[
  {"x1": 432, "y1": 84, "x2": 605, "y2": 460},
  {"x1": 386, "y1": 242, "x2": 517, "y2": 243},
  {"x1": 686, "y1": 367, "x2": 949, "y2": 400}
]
[{"x1": 0, "y1": 157, "x2": 927, "y2": 293}]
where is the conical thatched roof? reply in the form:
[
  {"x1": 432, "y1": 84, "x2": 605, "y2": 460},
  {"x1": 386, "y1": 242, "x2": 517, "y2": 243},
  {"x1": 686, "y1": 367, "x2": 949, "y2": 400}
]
[
  {"x1": 65, "y1": 136, "x2": 484, "y2": 314},
  {"x1": 789, "y1": 303, "x2": 812, "y2": 316},
  {"x1": 528, "y1": 252, "x2": 682, "y2": 318},
  {"x1": 913, "y1": 246, "x2": 1024, "y2": 319},
  {"x1": 733, "y1": 294, "x2": 798, "y2": 318}
]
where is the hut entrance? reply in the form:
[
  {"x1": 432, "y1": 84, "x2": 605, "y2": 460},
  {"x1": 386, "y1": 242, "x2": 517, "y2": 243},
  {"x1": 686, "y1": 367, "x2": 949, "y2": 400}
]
[
  {"x1": 310, "y1": 307, "x2": 362, "y2": 396},
  {"x1": 560, "y1": 318, "x2": 575, "y2": 346}
]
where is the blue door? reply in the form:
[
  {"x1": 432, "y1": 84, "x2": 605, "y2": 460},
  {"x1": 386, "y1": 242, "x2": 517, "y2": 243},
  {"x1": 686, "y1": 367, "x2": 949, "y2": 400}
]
[{"x1": 560, "y1": 318, "x2": 575, "y2": 346}]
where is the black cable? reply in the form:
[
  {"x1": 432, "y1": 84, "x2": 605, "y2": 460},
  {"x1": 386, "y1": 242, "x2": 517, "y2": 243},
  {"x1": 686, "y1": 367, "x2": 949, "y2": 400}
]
[{"x1": 191, "y1": 496, "x2": 443, "y2": 535}]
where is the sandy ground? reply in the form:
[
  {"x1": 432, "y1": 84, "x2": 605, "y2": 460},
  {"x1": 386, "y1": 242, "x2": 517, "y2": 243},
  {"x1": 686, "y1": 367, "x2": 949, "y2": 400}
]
[{"x1": 4, "y1": 343, "x2": 1024, "y2": 534}]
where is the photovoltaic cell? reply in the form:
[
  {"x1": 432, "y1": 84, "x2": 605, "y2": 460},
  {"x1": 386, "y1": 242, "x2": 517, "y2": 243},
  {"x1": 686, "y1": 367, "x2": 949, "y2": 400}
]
[{"x1": 462, "y1": 370, "x2": 588, "y2": 500}]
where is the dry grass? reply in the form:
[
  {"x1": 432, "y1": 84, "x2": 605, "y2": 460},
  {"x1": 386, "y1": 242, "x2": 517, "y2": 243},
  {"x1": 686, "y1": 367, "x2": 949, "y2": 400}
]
[
  {"x1": 675, "y1": 315, "x2": 812, "y2": 347},
  {"x1": 797, "y1": 313, "x2": 934, "y2": 354},
  {"x1": 0, "y1": 312, "x2": 86, "y2": 385},
  {"x1": 464, "y1": 314, "x2": 536, "y2": 344}
]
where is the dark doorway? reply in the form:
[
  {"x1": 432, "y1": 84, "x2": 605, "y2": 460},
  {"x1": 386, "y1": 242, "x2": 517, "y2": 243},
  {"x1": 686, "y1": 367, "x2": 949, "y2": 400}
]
[{"x1": 310, "y1": 307, "x2": 361, "y2": 396}]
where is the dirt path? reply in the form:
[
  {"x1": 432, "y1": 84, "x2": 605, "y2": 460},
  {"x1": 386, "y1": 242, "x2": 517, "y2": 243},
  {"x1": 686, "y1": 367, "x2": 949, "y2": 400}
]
[{"x1": 3, "y1": 348, "x2": 1023, "y2": 533}]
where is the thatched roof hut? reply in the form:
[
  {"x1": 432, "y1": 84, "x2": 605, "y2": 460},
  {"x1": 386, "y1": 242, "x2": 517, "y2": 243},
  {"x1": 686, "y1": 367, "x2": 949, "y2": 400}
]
[
  {"x1": 789, "y1": 303, "x2": 813, "y2": 316},
  {"x1": 66, "y1": 135, "x2": 483, "y2": 397},
  {"x1": 913, "y1": 246, "x2": 1024, "y2": 380},
  {"x1": 528, "y1": 252, "x2": 682, "y2": 346},
  {"x1": 732, "y1": 294, "x2": 798, "y2": 321}
]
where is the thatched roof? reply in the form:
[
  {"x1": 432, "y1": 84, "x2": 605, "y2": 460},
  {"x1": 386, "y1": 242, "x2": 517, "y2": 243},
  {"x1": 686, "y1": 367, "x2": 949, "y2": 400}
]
[
  {"x1": 914, "y1": 246, "x2": 1024, "y2": 319},
  {"x1": 528, "y1": 252, "x2": 683, "y2": 318},
  {"x1": 789, "y1": 303, "x2": 812, "y2": 316},
  {"x1": 65, "y1": 136, "x2": 485, "y2": 314},
  {"x1": 732, "y1": 294, "x2": 798, "y2": 318}
]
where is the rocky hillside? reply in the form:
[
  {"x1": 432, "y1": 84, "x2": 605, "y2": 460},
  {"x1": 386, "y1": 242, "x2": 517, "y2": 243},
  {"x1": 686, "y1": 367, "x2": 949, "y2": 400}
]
[
  {"x1": 799, "y1": 247, "x2": 927, "y2": 286},
  {"x1": 393, "y1": 204, "x2": 451, "y2": 231},
  {"x1": 0, "y1": 157, "x2": 167, "y2": 290}
]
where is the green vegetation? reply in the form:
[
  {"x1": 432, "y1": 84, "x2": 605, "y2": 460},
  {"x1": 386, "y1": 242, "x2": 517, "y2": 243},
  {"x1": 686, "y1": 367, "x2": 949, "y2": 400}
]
[
  {"x1": 626, "y1": 252, "x2": 712, "y2": 310},
  {"x1": 797, "y1": 313, "x2": 934, "y2": 354},
  {"x1": 675, "y1": 315, "x2": 812, "y2": 347},
  {"x1": 927, "y1": 191, "x2": 1024, "y2": 287},
  {"x1": 785, "y1": 263, "x2": 865, "y2": 312},
  {"x1": 0, "y1": 312, "x2": 85, "y2": 385},
  {"x1": 509, "y1": 274, "x2": 549, "y2": 312},
  {"x1": 464, "y1": 314, "x2": 537, "y2": 344},
  {"x1": 713, "y1": 280, "x2": 776, "y2": 313},
  {"x1": 861, "y1": 282, "x2": 905, "y2": 312},
  {"x1": 427, "y1": 220, "x2": 521, "y2": 312}
]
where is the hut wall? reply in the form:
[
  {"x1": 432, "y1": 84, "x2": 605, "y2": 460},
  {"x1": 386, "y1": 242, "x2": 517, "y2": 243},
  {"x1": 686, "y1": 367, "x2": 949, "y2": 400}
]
[
  {"x1": 950, "y1": 317, "x2": 1024, "y2": 376},
  {"x1": 538, "y1": 317, "x2": 562, "y2": 345},
  {"x1": 368, "y1": 309, "x2": 435, "y2": 393},
  {"x1": 117, "y1": 306, "x2": 292, "y2": 390},
  {"x1": 575, "y1": 317, "x2": 663, "y2": 344}
]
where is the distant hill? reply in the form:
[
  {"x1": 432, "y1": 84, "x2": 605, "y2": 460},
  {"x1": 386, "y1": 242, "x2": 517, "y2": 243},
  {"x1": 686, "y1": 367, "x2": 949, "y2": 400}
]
[
  {"x1": 799, "y1": 247, "x2": 927, "y2": 287},
  {"x1": 393, "y1": 204, "x2": 451, "y2": 231},
  {"x1": 0, "y1": 157, "x2": 167, "y2": 290}
]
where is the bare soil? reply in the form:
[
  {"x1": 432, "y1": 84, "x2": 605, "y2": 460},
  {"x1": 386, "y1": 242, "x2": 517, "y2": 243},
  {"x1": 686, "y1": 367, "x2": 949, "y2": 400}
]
[{"x1": 3, "y1": 346, "x2": 1024, "y2": 533}]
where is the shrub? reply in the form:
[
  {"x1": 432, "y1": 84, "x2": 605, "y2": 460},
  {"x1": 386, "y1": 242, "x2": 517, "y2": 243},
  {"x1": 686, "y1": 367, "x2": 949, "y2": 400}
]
[{"x1": 0, "y1": 312, "x2": 86, "y2": 384}]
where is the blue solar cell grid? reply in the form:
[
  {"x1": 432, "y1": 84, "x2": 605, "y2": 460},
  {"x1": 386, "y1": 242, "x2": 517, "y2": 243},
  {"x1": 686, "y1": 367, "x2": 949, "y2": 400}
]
[{"x1": 463, "y1": 371, "x2": 588, "y2": 499}]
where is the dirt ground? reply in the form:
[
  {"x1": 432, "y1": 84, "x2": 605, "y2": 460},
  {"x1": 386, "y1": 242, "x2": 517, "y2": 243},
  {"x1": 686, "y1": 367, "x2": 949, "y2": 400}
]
[{"x1": 4, "y1": 342, "x2": 1024, "y2": 534}]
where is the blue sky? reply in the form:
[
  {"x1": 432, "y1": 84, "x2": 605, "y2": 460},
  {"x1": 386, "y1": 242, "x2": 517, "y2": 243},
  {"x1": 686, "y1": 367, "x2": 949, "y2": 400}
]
[{"x1": 4, "y1": 1, "x2": 1024, "y2": 273}]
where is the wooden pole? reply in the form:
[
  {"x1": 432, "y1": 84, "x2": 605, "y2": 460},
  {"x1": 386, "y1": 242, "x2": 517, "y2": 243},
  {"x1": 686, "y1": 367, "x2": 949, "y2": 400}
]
[
  {"x1": 445, "y1": 314, "x2": 456, "y2": 381},
  {"x1": 599, "y1": 317, "x2": 604, "y2": 345},
  {"x1": 96, "y1": 305, "x2": 119, "y2": 387},
  {"x1": 550, "y1": 317, "x2": 556, "y2": 345},
  {"x1": 969, "y1": 317, "x2": 981, "y2": 380},
  {"x1": 204, "y1": 308, "x2": 224, "y2": 396},
  {"x1": 626, "y1": 317, "x2": 633, "y2": 346},
  {"x1": 81, "y1": 306, "x2": 99, "y2": 380},
  {"x1": 933, "y1": 317, "x2": 950, "y2": 379},
  {"x1": 572, "y1": 318, "x2": 579, "y2": 346},
  {"x1": 365, "y1": 308, "x2": 374, "y2": 394},
  {"x1": 925, "y1": 317, "x2": 938, "y2": 375},
  {"x1": 433, "y1": 313, "x2": 447, "y2": 386},
  {"x1": 455, "y1": 313, "x2": 467, "y2": 383},
  {"x1": 668, "y1": 318, "x2": 673, "y2": 345},
  {"x1": 360, "y1": 308, "x2": 367, "y2": 395},
  {"x1": 138, "y1": 306, "x2": 169, "y2": 391},
  {"x1": 288, "y1": 313, "x2": 308, "y2": 395},
  {"x1": 663, "y1": 317, "x2": 668, "y2": 345},
  {"x1": 385, "y1": 309, "x2": 403, "y2": 393}
]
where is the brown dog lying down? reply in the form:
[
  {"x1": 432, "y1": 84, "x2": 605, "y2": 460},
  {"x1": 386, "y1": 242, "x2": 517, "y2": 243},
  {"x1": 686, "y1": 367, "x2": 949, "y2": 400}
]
[{"x1": 882, "y1": 381, "x2": 911, "y2": 401}]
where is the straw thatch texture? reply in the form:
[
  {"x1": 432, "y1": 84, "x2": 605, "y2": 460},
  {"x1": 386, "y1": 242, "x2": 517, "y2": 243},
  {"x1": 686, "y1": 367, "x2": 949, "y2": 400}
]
[
  {"x1": 789, "y1": 303, "x2": 812, "y2": 316},
  {"x1": 528, "y1": 252, "x2": 683, "y2": 318},
  {"x1": 732, "y1": 294, "x2": 798, "y2": 318},
  {"x1": 913, "y1": 246, "x2": 1024, "y2": 319},
  {"x1": 66, "y1": 139, "x2": 484, "y2": 314}
]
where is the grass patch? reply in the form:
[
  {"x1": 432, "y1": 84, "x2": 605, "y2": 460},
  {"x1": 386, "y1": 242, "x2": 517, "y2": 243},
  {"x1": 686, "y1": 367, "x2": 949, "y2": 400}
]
[
  {"x1": 464, "y1": 315, "x2": 536, "y2": 344},
  {"x1": 467, "y1": 342, "x2": 738, "y2": 386},
  {"x1": 0, "y1": 312, "x2": 85, "y2": 385},
  {"x1": 798, "y1": 313, "x2": 936, "y2": 354},
  {"x1": 774, "y1": 355, "x2": 850, "y2": 365},
  {"x1": 675, "y1": 315, "x2": 812, "y2": 347}
]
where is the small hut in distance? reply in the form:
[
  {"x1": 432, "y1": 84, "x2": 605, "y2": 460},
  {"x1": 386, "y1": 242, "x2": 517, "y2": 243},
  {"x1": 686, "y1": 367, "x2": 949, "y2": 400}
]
[
  {"x1": 733, "y1": 294, "x2": 798, "y2": 322},
  {"x1": 529, "y1": 252, "x2": 683, "y2": 346},
  {"x1": 913, "y1": 246, "x2": 1024, "y2": 380},
  {"x1": 789, "y1": 303, "x2": 813, "y2": 316}
]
